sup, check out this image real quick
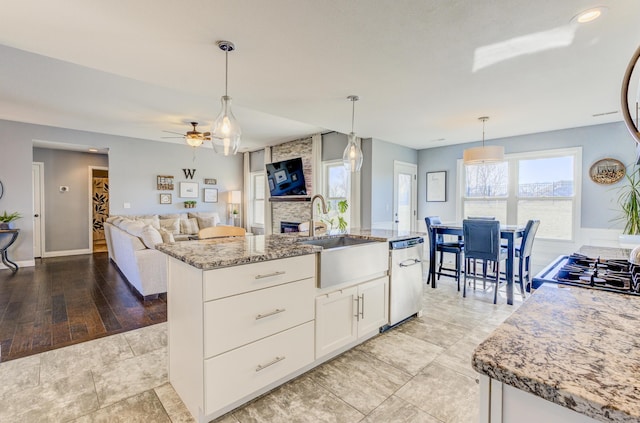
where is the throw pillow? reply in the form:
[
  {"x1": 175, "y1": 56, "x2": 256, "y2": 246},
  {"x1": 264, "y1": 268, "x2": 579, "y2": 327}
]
[
  {"x1": 180, "y1": 217, "x2": 200, "y2": 235},
  {"x1": 158, "y1": 228, "x2": 175, "y2": 243},
  {"x1": 139, "y1": 224, "x2": 163, "y2": 249},
  {"x1": 188, "y1": 212, "x2": 221, "y2": 229},
  {"x1": 120, "y1": 220, "x2": 146, "y2": 237},
  {"x1": 135, "y1": 215, "x2": 160, "y2": 229},
  {"x1": 159, "y1": 218, "x2": 181, "y2": 235}
]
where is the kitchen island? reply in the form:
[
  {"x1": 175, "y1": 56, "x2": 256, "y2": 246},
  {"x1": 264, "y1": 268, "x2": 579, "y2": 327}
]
[
  {"x1": 472, "y1": 283, "x2": 640, "y2": 422},
  {"x1": 157, "y1": 233, "x2": 406, "y2": 423}
]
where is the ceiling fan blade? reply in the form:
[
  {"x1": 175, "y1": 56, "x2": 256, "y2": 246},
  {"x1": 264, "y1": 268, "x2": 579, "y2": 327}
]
[
  {"x1": 160, "y1": 136, "x2": 185, "y2": 139},
  {"x1": 162, "y1": 130, "x2": 185, "y2": 135},
  {"x1": 203, "y1": 132, "x2": 211, "y2": 137}
]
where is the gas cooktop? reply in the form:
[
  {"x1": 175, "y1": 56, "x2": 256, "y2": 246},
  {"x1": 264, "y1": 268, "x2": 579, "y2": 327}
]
[{"x1": 532, "y1": 253, "x2": 640, "y2": 295}]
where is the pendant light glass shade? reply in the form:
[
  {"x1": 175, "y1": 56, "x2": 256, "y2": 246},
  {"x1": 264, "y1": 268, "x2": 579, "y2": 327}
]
[
  {"x1": 343, "y1": 95, "x2": 363, "y2": 172},
  {"x1": 463, "y1": 116, "x2": 504, "y2": 164},
  {"x1": 343, "y1": 132, "x2": 363, "y2": 172},
  {"x1": 211, "y1": 95, "x2": 241, "y2": 155},
  {"x1": 212, "y1": 40, "x2": 241, "y2": 156}
]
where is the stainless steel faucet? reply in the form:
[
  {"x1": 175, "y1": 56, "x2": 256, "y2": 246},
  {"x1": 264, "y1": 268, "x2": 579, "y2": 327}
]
[{"x1": 309, "y1": 194, "x2": 328, "y2": 236}]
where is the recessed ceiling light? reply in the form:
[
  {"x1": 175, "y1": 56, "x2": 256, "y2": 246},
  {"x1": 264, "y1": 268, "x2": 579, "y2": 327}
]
[
  {"x1": 88, "y1": 148, "x2": 98, "y2": 153},
  {"x1": 572, "y1": 6, "x2": 607, "y2": 24}
]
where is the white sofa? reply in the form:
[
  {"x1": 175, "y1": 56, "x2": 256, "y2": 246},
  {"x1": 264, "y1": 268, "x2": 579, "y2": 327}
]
[{"x1": 104, "y1": 212, "x2": 221, "y2": 299}]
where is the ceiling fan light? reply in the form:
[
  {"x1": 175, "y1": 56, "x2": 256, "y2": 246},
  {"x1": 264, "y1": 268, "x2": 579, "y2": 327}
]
[
  {"x1": 211, "y1": 95, "x2": 241, "y2": 156},
  {"x1": 185, "y1": 135, "x2": 203, "y2": 148},
  {"x1": 463, "y1": 145, "x2": 504, "y2": 164}
]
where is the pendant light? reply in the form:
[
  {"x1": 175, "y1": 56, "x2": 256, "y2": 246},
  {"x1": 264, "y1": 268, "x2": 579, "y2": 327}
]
[
  {"x1": 343, "y1": 95, "x2": 364, "y2": 172},
  {"x1": 463, "y1": 116, "x2": 504, "y2": 164},
  {"x1": 211, "y1": 40, "x2": 241, "y2": 156}
]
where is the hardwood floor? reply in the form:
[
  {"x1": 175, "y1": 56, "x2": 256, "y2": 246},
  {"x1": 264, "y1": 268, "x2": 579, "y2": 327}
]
[{"x1": 0, "y1": 253, "x2": 167, "y2": 362}]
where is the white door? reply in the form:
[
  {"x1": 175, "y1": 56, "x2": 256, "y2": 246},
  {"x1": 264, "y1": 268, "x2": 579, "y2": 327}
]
[
  {"x1": 32, "y1": 162, "x2": 44, "y2": 258},
  {"x1": 393, "y1": 161, "x2": 417, "y2": 232}
]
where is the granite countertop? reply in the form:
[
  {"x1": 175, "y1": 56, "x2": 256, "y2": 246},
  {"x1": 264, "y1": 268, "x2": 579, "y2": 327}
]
[
  {"x1": 472, "y1": 284, "x2": 640, "y2": 422},
  {"x1": 157, "y1": 230, "x2": 425, "y2": 270},
  {"x1": 578, "y1": 245, "x2": 632, "y2": 261},
  {"x1": 157, "y1": 234, "x2": 322, "y2": 270}
]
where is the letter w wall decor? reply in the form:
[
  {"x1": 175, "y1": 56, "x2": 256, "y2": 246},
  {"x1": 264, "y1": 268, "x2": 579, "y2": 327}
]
[{"x1": 183, "y1": 169, "x2": 196, "y2": 179}]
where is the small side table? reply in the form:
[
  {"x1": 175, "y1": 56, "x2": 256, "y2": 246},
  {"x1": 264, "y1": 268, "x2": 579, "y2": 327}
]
[{"x1": 0, "y1": 228, "x2": 20, "y2": 273}]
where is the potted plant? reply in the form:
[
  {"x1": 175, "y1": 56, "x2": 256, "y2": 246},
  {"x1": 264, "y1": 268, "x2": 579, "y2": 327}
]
[
  {"x1": 318, "y1": 200, "x2": 349, "y2": 233},
  {"x1": 615, "y1": 165, "x2": 640, "y2": 246},
  {"x1": 184, "y1": 200, "x2": 197, "y2": 209},
  {"x1": 0, "y1": 211, "x2": 22, "y2": 229}
]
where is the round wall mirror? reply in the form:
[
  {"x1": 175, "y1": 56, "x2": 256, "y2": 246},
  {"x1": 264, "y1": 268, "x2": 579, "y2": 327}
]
[{"x1": 622, "y1": 45, "x2": 640, "y2": 144}]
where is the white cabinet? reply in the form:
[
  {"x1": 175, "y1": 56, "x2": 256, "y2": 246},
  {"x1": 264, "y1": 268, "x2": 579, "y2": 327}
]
[
  {"x1": 315, "y1": 276, "x2": 388, "y2": 358},
  {"x1": 168, "y1": 254, "x2": 316, "y2": 423}
]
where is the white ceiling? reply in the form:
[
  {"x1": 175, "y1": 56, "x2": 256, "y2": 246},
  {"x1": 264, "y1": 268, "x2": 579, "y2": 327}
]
[{"x1": 1, "y1": 0, "x2": 639, "y2": 152}]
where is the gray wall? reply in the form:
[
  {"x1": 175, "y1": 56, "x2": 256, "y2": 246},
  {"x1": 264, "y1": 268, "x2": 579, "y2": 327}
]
[
  {"x1": 0, "y1": 119, "x2": 243, "y2": 262},
  {"x1": 361, "y1": 138, "x2": 418, "y2": 228},
  {"x1": 417, "y1": 122, "x2": 637, "y2": 229},
  {"x1": 33, "y1": 148, "x2": 108, "y2": 251},
  {"x1": 321, "y1": 132, "x2": 348, "y2": 161},
  {"x1": 249, "y1": 149, "x2": 265, "y2": 172}
]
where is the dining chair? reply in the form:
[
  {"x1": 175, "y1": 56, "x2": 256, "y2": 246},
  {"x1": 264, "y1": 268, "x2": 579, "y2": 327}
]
[
  {"x1": 425, "y1": 216, "x2": 464, "y2": 290},
  {"x1": 467, "y1": 216, "x2": 496, "y2": 220},
  {"x1": 515, "y1": 219, "x2": 540, "y2": 294},
  {"x1": 198, "y1": 226, "x2": 246, "y2": 239},
  {"x1": 462, "y1": 219, "x2": 507, "y2": 303}
]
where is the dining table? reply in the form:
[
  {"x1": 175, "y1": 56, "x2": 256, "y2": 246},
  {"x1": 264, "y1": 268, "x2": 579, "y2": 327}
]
[{"x1": 428, "y1": 223, "x2": 525, "y2": 305}]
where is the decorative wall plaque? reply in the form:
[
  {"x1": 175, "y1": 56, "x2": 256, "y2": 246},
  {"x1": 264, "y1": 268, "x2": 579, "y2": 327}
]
[
  {"x1": 157, "y1": 175, "x2": 174, "y2": 190},
  {"x1": 589, "y1": 158, "x2": 625, "y2": 185}
]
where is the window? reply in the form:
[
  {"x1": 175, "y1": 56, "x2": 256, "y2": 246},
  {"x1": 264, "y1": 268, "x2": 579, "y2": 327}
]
[
  {"x1": 322, "y1": 160, "x2": 350, "y2": 230},
  {"x1": 460, "y1": 148, "x2": 580, "y2": 241},
  {"x1": 249, "y1": 171, "x2": 265, "y2": 227}
]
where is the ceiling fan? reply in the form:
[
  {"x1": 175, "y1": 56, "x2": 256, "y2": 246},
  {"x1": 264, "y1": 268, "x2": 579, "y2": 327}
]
[{"x1": 162, "y1": 122, "x2": 211, "y2": 147}]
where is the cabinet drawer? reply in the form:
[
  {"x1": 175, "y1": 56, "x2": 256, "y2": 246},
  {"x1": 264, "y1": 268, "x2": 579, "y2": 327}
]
[
  {"x1": 204, "y1": 254, "x2": 316, "y2": 300},
  {"x1": 204, "y1": 321, "x2": 314, "y2": 414},
  {"x1": 204, "y1": 278, "x2": 315, "y2": 357}
]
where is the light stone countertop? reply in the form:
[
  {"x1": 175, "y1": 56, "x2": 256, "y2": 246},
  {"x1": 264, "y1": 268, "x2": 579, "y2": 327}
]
[
  {"x1": 472, "y1": 284, "x2": 640, "y2": 422},
  {"x1": 157, "y1": 234, "x2": 322, "y2": 270},
  {"x1": 157, "y1": 229, "x2": 426, "y2": 271}
]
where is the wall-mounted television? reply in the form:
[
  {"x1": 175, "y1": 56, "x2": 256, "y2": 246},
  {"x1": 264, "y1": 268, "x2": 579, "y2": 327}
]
[{"x1": 265, "y1": 157, "x2": 307, "y2": 197}]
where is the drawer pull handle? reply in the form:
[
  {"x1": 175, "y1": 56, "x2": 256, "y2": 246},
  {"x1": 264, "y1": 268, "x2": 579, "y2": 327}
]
[
  {"x1": 254, "y1": 271, "x2": 286, "y2": 279},
  {"x1": 255, "y1": 308, "x2": 286, "y2": 320},
  {"x1": 256, "y1": 356, "x2": 285, "y2": 372},
  {"x1": 399, "y1": 258, "x2": 421, "y2": 267}
]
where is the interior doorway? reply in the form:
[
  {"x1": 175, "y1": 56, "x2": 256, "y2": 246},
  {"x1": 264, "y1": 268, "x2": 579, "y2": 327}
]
[
  {"x1": 393, "y1": 161, "x2": 417, "y2": 232},
  {"x1": 32, "y1": 162, "x2": 45, "y2": 258},
  {"x1": 90, "y1": 167, "x2": 109, "y2": 253}
]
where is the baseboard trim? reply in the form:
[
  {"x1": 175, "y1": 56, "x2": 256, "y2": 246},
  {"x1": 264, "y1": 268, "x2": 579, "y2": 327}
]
[
  {"x1": 0, "y1": 259, "x2": 36, "y2": 269},
  {"x1": 42, "y1": 248, "x2": 91, "y2": 258}
]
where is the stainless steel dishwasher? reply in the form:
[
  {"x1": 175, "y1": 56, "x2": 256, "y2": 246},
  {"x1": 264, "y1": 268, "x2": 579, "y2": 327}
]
[{"x1": 387, "y1": 237, "x2": 424, "y2": 328}]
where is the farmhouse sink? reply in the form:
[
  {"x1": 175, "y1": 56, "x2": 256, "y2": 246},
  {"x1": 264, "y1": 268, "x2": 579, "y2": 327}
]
[
  {"x1": 300, "y1": 236, "x2": 389, "y2": 289},
  {"x1": 300, "y1": 236, "x2": 377, "y2": 249}
]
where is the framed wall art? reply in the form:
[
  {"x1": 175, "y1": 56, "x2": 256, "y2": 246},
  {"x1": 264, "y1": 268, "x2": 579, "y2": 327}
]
[
  {"x1": 426, "y1": 171, "x2": 447, "y2": 202},
  {"x1": 204, "y1": 178, "x2": 217, "y2": 185},
  {"x1": 160, "y1": 193, "x2": 172, "y2": 204},
  {"x1": 179, "y1": 182, "x2": 199, "y2": 198},
  {"x1": 204, "y1": 188, "x2": 218, "y2": 203},
  {"x1": 157, "y1": 175, "x2": 174, "y2": 190}
]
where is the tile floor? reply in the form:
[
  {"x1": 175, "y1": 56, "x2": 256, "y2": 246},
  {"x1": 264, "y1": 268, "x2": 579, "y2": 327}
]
[{"x1": 0, "y1": 277, "x2": 523, "y2": 423}]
